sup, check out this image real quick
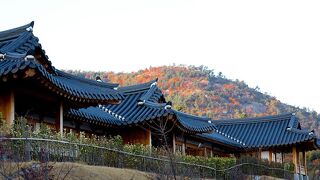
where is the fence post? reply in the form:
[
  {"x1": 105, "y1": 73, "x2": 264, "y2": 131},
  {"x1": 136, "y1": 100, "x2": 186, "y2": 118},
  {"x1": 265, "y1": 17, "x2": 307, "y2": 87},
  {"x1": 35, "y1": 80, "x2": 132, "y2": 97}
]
[{"x1": 24, "y1": 139, "x2": 31, "y2": 162}]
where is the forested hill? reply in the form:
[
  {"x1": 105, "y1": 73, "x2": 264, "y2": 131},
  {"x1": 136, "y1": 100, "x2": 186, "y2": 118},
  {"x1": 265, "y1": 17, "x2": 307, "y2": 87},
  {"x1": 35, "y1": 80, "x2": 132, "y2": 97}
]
[{"x1": 65, "y1": 65, "x2": 320, "y2": 135}]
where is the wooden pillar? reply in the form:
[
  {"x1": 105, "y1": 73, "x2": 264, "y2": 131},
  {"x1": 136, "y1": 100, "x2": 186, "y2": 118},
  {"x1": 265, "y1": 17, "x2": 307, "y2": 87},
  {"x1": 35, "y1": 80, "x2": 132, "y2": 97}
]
[
  {"x1": 258, "y1": 148, "x2": 262, "y2": 160},
  {"x1": 302, "y1": 150, "x2": 307, "y2": 175},
  {"x1": 172, "y1": 133, "x2": 176, "y2": 154},
  {"x1": 8, "y1": 91, "x2": 14, "y2": 125},
  {"x1": 182, "y1": 136, "x2": 186, "y2": 155},
  {"x1": 0, "y1": 91, "x2": 15, "y2": 126},
  {"x1": 269, "y1": 150, "x2": 273, "y2": 162},
  {"x1": 204, "y1": 147, "x2": 207, "y2": 157},
  {"x1": 59, "y1": 102, "x2": 63, "y2": 137},
  {"x1": 292, "y1": 146, "x2": 300, "y2": 174},
  {"x1": 148, "y1": 128, "x2": 152, "y2": 147},
  {"x1": 211, "y1": 144, "x2": 215, "y2": 157}
]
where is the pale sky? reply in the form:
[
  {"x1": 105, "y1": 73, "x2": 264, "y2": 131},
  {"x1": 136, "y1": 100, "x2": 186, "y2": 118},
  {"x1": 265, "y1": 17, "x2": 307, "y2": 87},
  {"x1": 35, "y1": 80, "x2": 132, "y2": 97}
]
[{"x1": 1, "y1": 0, "x2": 320, "y2": 112}]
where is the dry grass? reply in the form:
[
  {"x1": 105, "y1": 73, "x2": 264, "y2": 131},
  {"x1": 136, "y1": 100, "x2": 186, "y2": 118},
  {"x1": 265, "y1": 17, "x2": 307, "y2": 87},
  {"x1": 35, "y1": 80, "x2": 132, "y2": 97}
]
[
  {"x1": 52, "y1": 162, "x2": 152, "y2": 180},
  {"x1": 0, "y1": 161, "x2": 289, "y2": 180},
  {"x1": 0, "y1": 162, "x2": 152, "y2": 180}
]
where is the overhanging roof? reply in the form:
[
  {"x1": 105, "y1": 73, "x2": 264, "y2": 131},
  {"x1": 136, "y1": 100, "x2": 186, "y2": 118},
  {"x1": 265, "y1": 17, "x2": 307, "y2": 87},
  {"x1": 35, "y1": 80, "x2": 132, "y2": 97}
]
[
  {"x1": 0, "y1": 22, "x2": 124, "y2": 104},
  {"x1": 0, "y1": 21, "x2": 55, "y2": 73},
  {"x1": 0, "y1": 51, "x2": 123, "y2": 104},
  {"x1": 67, "y1": 79, "x2": 217, "y2": 133},
  {"x1": 201, "y1": 113, "x2": 319, "y2": 150}
]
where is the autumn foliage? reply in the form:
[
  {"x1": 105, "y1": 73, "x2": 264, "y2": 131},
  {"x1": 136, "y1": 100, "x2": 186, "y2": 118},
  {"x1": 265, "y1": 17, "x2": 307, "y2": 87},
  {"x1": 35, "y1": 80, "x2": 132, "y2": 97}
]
[{"x1": 65, "y1": 65, "x2": 320, "y2": 135}]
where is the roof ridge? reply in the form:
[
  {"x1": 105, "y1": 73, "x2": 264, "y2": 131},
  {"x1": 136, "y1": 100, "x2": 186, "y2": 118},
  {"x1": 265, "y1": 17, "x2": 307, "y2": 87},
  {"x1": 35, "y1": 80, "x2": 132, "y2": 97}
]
[
  {"x1": 139, "y1": 83, "x2": 159, "y2": 101},
  {"x1": 143, "y1": 100, "x2": 167, "y2": 109},
  {"x1": 0, "y1": 21, "x2": 56, "y2": 75},
  {"x1": 287, "y1": 127, "x2": 314, "y2": 136},
  {"x1": 213, "y1": 113, "x2": 294, "y2": 125},
  {"x1": 118, "y1": 78, "x2": 158, "y2": 93},
  {"x1": 56, "y1": 70, "x2": 119, "y2": 89},
  {"x1": 0, "y1": 21, "x2": 34, "y2": 41},
  {"x1": 174, "y1": 110, "x2": 211, "y2": 122}
]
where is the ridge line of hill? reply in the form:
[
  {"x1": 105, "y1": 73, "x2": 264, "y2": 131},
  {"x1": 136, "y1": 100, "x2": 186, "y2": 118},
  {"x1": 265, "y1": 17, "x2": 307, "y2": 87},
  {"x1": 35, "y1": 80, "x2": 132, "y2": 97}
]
[{"x1": 64, "y1": 65, "x2": 320, "y2": 135}]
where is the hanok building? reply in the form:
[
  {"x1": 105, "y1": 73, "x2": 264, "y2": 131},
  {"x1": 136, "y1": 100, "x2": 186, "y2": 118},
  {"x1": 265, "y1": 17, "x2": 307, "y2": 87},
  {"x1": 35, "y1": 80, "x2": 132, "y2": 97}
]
[
  {"x1": 67, "y1": 76, "x2": 320, "y2": 175},
  {"x1": 67, "y1": 79, "x2": 217, "y2": 151},
  {"x1": 0, "y1": 22, "x2": 124, "y2": 134},
  {"x1": 200, "y1": 113, "x2": 320, "y2": 177},
  {"x1": 69, "y1": 80, "x2": 320, "y2": 178},
  {"x1": 1, "y1": 22, "x2": 319, "y2": 179}
]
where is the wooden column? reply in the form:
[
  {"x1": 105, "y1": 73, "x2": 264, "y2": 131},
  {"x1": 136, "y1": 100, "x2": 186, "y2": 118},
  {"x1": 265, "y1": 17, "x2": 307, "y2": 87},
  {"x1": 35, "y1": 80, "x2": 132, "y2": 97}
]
[
  {"x1": 0, "y1": 91, "x2": 15, "y2": 126},
  {"x1": 292, "y1": 146, "x2": 300, "y2": 174},
  {"x1": 148, "y1": 128, "x2": 152, "y2": 147},
  {"x1": 59, "y1": 102, "x2": 63, "y2": 137},
  {"x1": 258, "y1": 148, "x2": 262, "y2": 160},
  {"x1": 8, "y1": 91, "x2": 14, "y2": 125},
  {"x1": 182, "y1": 136, "x2": 186, "y2": 155},
  {"x1": 302, "y1": 150, "x2": 307, "y2": 175},
  {"x1": 172, "y1": 133, "x2": 176, "y2": 154},
  {"x1": 269, "y1": 150, "x2": 273, "y2": 162},
  {"x1": 204, "y1": 147, "x2": 207, "y2": 157}
]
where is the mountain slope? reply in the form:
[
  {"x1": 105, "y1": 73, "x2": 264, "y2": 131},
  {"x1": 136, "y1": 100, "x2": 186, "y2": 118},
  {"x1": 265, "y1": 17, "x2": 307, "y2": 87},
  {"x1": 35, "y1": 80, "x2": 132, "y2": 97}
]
[{"x1": 65, "y1": 65, "x2": 320, "y2": 135}]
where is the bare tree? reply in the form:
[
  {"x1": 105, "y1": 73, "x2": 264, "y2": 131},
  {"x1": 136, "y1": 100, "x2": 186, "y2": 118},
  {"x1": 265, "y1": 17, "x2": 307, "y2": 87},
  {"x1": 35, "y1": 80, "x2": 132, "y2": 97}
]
[{"x1": 141, "y1": 116, "x2": 178, "y2": 180}]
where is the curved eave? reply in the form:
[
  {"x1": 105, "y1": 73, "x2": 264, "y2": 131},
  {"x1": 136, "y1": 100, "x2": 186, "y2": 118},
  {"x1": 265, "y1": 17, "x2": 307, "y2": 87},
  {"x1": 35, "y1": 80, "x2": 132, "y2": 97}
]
[
  {"x1": 237, "y1": 129, "x2": 317, "y2": 150},
  {"x1": 0, "y1": 22, "x2": 56, "y2": 74},
  {"x1": 118, "y1": 78, "x2": 158, "y2": 94},
  {"x1": 196, "y1": 133, "x2": 244, "y2": 150},
  {"x1": 66, "y1": 108, "x2": 121, "y2": 127},
  {"x1": 0, "y1": 59, "x2": 124, "y2": 104},
  {"x1": 173, "y1": 110, "x2": 217, "y2": 134},
  {"x1": 56, "y1": 70, "x2": 119, "y2": 89},
  {"x1": 0, "y1": 22, "x2": 34, "y2": 41}
]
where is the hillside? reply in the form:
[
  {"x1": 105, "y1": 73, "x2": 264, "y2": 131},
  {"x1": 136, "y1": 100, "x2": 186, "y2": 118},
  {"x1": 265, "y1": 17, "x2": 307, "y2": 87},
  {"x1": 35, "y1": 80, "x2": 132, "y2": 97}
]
[{"x1": 65, "y1": 65, "x2": 320, "y2": 135}]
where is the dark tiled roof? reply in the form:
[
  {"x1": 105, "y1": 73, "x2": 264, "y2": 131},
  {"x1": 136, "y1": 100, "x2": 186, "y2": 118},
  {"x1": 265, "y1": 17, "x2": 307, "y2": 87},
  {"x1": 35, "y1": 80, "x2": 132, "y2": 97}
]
[
  {"x1": 0, "y1": 53, "x2": 123, "y2": 103},
  {"x1": 68, "y1": 80, "x2": 216, "y2": 133},
  {"x1": 0, "y1": 21, "x2": 55, "y2": 73},
  {"x1": 67, "y1": 80, "x2": 170, "y2": 126},
  {"x1": 56, "y1": 70, "x2": 119, "y2": 89},
  {"x1": 0, "y1": 22, "x2": 124, "y2": 103},
  {"x1": 118, "y1": 78, "x2": 158, "y2": 93},
  {"x1": 198, "y1": 133, "x2": 244, "y2": 148},
  {"x1": 174, "y1": 110, "x2": 216, "y2": 133},
  {"x1": 105, "y1": 80, "x2": 170, "y2": 125},
  {"x1": 204, "y1": 113, "x2": 318, "y2": 150},
  {"x1": 68, "y1": 107, "x2": 120, "y2": 126}
]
